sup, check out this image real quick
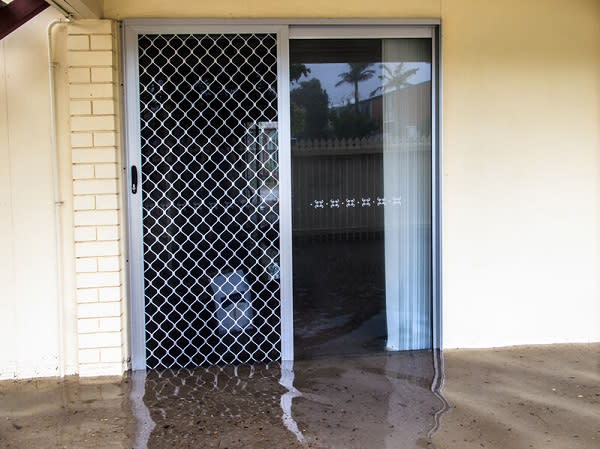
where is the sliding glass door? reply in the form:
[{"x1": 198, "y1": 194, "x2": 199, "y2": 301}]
[
  {"x1": 124, "y1": 22, "x2": 438, "y2": 368},
  {"x1": 290, "y1": 36, "x2": 433, "y2": 358}
]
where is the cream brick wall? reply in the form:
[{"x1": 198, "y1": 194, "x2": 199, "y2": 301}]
[{"x1": 67, "y1": 20, "x2": 127, "y2": 376}]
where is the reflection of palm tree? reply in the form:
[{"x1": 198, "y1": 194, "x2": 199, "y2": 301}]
[
  {"x1": 370, "y1": 63, "x2": 418, "y2": 96},
  {"x1": 335, "y1": 63, "x2": 375, "y2": 111},
  {"x1": 290, "y1": 63, "x2": 311, "y2": 84}
]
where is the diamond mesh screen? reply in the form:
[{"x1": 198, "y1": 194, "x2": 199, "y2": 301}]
[{"x1": 138, "y1": 33, "x2": 280, "y2": 368}]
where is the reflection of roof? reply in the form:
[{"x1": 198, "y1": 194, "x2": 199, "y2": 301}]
[
  {"x1": 362, "y1": 80, "x2": 432, "y2": 103},
  {"x1": 329, "y1": 80, "x2": 432, "y2": 110}
]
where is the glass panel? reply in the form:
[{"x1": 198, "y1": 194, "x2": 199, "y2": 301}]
[{"x1": 290, "y1": 38, "x2": 432, "y2": 358}]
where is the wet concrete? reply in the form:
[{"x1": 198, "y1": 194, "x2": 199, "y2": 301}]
[
  {"x1": 430, "y1": 344, "x2": 600, "y2": 449},
  {"x1": 0, "y1": 376, "x2": 133, "y2": 449},
  {"x1": 0, "y1": 344, "x2": 598, "y2": 449}
]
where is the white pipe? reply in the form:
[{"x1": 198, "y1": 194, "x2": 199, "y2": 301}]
[{"x1": 47, "y1": 17, "x2": 68, "y2": 377}]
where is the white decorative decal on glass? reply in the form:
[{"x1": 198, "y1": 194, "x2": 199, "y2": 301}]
[{"x1": 309, "y1": 196, "x2": 403, "y2": 210}]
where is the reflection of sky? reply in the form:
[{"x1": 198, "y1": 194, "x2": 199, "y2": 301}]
[{"x1": 294, "y1": 62, "x2": 431, "y2": 107}]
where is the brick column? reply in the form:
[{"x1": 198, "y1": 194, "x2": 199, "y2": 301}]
[{"x1": 67, "y1": 20, "x2": 126, "y2": 376}]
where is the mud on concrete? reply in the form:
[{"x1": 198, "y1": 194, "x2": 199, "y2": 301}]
[{"x1": 0, "y1": 344, "x2": 598, "y2": 449}]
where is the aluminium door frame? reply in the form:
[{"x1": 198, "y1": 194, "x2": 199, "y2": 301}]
[{"x1": 122, "y1": 19, "x2": 441, "y2": 371}]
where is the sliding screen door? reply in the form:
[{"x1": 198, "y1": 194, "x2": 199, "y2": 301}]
[{"x1": 132, "y1": 31, "x2": 283, "y2": 368}]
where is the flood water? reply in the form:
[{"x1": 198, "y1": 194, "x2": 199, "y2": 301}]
[{"x1": 1, "y1": 344, "x2": 598, "y2": 449}]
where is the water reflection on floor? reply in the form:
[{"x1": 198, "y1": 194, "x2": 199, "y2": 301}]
[
  {"x1": 128, "y1": 351, "x2": 443, "y2": 449},
  {"x1": 1, "y1": 344, "x2": 599, "y2": 449}
]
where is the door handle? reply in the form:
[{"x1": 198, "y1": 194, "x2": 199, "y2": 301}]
[{"x1": 131, "y1": 165, "x2": 138, "y2": 194}]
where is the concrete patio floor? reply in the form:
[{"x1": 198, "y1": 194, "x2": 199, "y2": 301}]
[{"x1": 0, "y1": 344, "x2": 598, "y2": 449}]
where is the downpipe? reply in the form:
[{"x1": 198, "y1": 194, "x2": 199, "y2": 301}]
[{"x1": 47, "y1": 17, "x2": 69, "y2": 377}]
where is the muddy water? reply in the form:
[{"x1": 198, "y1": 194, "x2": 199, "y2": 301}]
[
  {"x1": 0, "y1": 344, "x2": 598, "y2": 449},
  {"x1": 0, "y1": 376, "x2": 133, "y2": 449}
]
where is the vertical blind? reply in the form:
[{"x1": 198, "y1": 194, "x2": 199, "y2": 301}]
[{"x1": 383, "y1": 38, "x2": 432, "y2": 350}]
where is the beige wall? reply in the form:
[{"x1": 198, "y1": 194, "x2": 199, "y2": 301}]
[
  {"x1": 441, "y1": 0, "x2": 600, "y2": 347},
  {"x1": 0, "y1": 8, "x2": 68, "y2": 379},
  {"x1": 104, "y1": 0, "x2": 442, "y2": 18},
  {"x1": 1, "y1": 0, "x2": 599, "y2": 378},
  {"x1": 0, "y1": 13, "x2": 128, "y2": 379}
]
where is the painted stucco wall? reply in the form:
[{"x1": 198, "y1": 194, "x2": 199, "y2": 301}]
[
  {"x1": 440, "y1": 0, "x2": 600, "y2": 347},
  {"x1": 104, "y1": 0, "x2": 441, "y2": 18},
  {"x1": 0, "y1": 8, "x2": 67, "y2": 379}
]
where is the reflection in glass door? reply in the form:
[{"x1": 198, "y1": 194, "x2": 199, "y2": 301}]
[{"x1": 290, "y1": 38, "x2": 433, "y2": 358}]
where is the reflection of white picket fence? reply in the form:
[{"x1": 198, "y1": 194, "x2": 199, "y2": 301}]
[
  {"x1": 291, "y1": 136, "x2": 431, "y2": 237},
  {"x1": 292, "y1": 135, "x2": 431, "y2": 156}
]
